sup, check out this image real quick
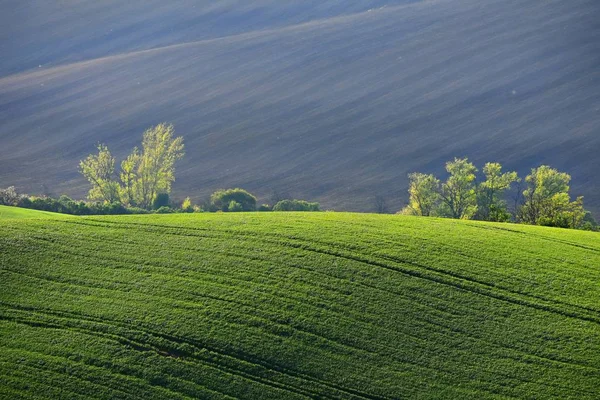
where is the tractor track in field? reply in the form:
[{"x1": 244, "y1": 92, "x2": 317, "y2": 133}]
[
  {"x1": 62, "y1": 218, "x2": 600, "y2": 325},
  {"x1": 0, "y1": 303, "x2": 389, "y2": 400},
  {"x1": 2, "y1": 214, "x2": 600, "y2": 398}
]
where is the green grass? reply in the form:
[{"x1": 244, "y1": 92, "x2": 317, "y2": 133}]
[
  {"x1": 0, "y1": 205, "x2": 69, "y2": 220},
  {"x1": 1, "y1": 212, "x2": 599, "y2": 399}
]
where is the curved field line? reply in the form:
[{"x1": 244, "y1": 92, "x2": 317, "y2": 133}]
[
  {"x1": 67, "y1": 219, "x2": 600, "y2": 324},
  {"x1": 0, "y1": 304, "x2": 388, "y2": 400}
]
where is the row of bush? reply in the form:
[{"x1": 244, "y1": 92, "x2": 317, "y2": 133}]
[{"x1": 0, "y1": 186, "x2": 320, "y2": 216}]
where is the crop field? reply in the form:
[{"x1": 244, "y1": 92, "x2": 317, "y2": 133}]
[
  {"x1": 0, "y1": 205, "x2": 68, "y2": 220},
  {"x1": 0, "y1": 212, "x2": 599, "y2": 399}
]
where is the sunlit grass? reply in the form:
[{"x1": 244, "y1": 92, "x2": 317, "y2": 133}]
[{"x1": 1, "y1": 212, "x2": 598, "y2": 399}]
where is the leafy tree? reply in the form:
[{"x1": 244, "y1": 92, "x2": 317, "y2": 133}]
[
  {"x1": 119, "y1": 148, "x2": 139, "y2": 206},
  {"x1": 438, "y1": 158, "x2": 478, "y2": 219},
  {"x1": 128, "y1": 124, "x2": 185, "y2": 209},
  {"x1": 79, "y1": 144, "x2": 120, "y2": 203},
  {"x1": 475, "y1": 163, "x2": 518, "y2": 222},
  {"x1": 401, "y1": 173, "x2": 440, "y2": 216},
  {"x1": 210, "y1": 188, "x2": 257, "y2": 212},
  {"x1": 518, "y1": 165, "x2": 587, "y2": 228}
]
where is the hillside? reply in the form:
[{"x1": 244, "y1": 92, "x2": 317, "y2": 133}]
[
  {"x1": 0, "y1": 205, "x2": 68, "y2": 220},
  {"x1": 1, "y1": 213, "x2": 599, "y2": 399},
  {"x1": 1, "y1": 0, "x2": 599, "y2": 214}
]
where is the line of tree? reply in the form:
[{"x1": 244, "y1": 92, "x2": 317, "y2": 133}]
[
  {"x1": 76, "y1": 124, "x2": 321, "y2": 214},
  {"x1": 401, "y1": 158, "x2": 598, "y2": 230}
]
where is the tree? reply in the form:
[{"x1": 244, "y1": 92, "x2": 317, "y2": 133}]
[
  {"x1": 210, "y1": 188, "x2": 257, "y2": 212},
  {"x1": 130, "y1": 124, "x2": 185, "y2": 209},
  {"x1": 119, "y1": 148, "x2": 139, "y2": 206},
  {"x1": 438, "y1": 158, "x2": 478, "y2": 219},
  {"x1": 79, "y1": 144, "x2": 120, "y2": 203},
  {"x1": 401, "y1": 173, "x2": 440, "y2": 216},
  {"x1": 518, "y1": 165, "x2": 587, "y2": 228},
  {"x1": 475, "y1": 162, "x2": 518, "y2": 222}
]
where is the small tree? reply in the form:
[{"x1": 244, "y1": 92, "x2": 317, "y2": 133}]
[
  {"x1": 181, "y1": 197, "x2": 193, "y2": 213},
  {"x1": 130, "y1": 124, "x2": 185, "y2": 209},
  {"x1": 0, "y1": 186, "x2": 21, "y2": 206},
  {"x1": 210, "y1": 188, "x2": 257, "y2": 212},
  {"x1": 438, "y1": 158, "x2": 478, "y2": 219},
  {"x1": 475, "y1": 162, "x2": 518, "y2": 222},
  {"x1": 401, "y1": 173, "x2": 440, "y2": 216},
  {"x1": 79, "y1": 144, "x2": 120, "y2": 203}
]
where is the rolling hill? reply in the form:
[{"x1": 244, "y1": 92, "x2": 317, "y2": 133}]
[
  {"x1": 1, "y1": 212, "x2": 599, "y2": 399},
  {"x1": 0, "y1": 205, "x2": 68, "y2": 220},
  {"x1": 1, "y1": 0, "x2": 599, "y2": 214}
]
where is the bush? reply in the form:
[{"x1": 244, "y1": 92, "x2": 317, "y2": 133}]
[
  {"x1": 155, "y1": 206, "x2": 173, "y2": 214},
  {"x1": 273, "y1": 199, "x2": 320, "y2": 212},
  {"x1": 227, "y1": 201, "x2": 243, "y2": 212},
  {"x1": 181, "y1": 197, "x2": 194, "y2": 213},
  {"x1": 17, "y1": 196, "x2": 32, "y2": 208},
  {"x1": 126, "y1": 207, "x2": 150, "y2": 215},
  {"x1": 210, "y1": 188, "x2": 256, "y2": 212},
  {"x1": 153, "y1": 193, "x2": 170, "y2": 210},
  {"x1": 257, "y1": 204, "x2": 272, "y2": 212}
]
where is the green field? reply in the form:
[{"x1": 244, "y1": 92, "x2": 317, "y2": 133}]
[
  {"x1": 0, "y1": 205, "x2": 68, "y2": 220},
  {"x1": 1, "y1": 213, "x2": 599, "y2": 399}
]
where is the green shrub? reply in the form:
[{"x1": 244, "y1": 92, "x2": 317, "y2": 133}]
[
  {"x1": 181, "y1": 197, "x2": 194, "y2": 213},
  {"x1": 210, "y1": 188, "x2": 256, "y2": 212},
  {"x1": 152, "y1": 193, "x2": 170, "y2": 210},
  {"x1": 257, "y1": 204, "x2": 272, "y2": 212},
  {"x1": 126, "y1": 207, "x2": 150, "y2": 215},
  {"x1": 154, "y1": 206, "x2": 173, "y2": 214},
  {"x1": 273, "y1": 199, "x2": 320, "y2": 212},
  {"x1": 227, "y1": 201, "x2": 243, "y2": 212}
]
